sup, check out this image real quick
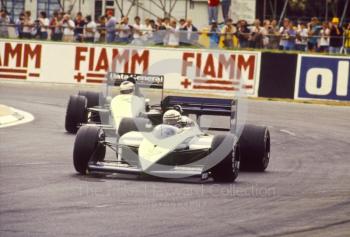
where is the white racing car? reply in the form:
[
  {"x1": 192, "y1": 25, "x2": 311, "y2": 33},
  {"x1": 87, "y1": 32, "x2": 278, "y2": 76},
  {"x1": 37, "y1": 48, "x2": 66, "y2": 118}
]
[
  {"x1": 71, "y1": 73, "x2": 270, "y2": 182},
  {"x1": 64, "y1": 73, "x2": 163, "y2": 133}
]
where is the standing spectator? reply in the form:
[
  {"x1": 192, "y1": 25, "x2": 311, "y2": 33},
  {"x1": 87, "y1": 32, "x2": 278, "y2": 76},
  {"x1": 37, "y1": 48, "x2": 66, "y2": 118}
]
[
  {"x1": 98, "y1": 15, "x2": 107, "y2": 42},
  {"x1": 261, "y1": 20, "x2": 271, "y2": 48},
  {"x1": 38, "y1": 11, "x2": 49, "y2": 40},
  {"x1": 22, "y1": 11, "x2": 33, "y2": 39},
  {"x1": 279, "y1": 18, "x2": 290, "y2": 50},
  {"x1": 166, "y1": 19, "x2": 180, "y2": 47},
  {"x1": 318, "y1": 21, "x2": 330, "y2": 52},
  {"x1": 106, "y1": 11, "x2": 117, "y2": 43},
  {"x1": 267, "y1": 19, "x2": 279, "y2": 49},
  {"x1": 208, "y1": 0, "x2": 220, "y2": 25},
  {"x1": 50, "y1": 11, "x2": 63, "y2": 41},
  {"x1": 143, "y1": 18, "x2": 154, "y2": 43},
  {"x1": 249, "y1": 19, "x2": 263, "y2": 48},
  {"x1": 154, "y1": 18, "x2": 167, "y2": 44},
  {"x1": 307, "y1": 17, "x2": 321, "y2": 52},
  {"x1": 179, "y1": 18, "x2": 187, "y2": 45},
  {"x1": 221, "y1": 18, "x2": 236, "y2": 48},
  {"x1": 329, "y1": 17, "x2": 343, "y2": 54},
  {"x1": 280, "y1": 20, "x2": 296, "y2": 50},
  {"x1": 132, "y1": 16, "x2": 145, "y2": 45},
  {"x1": 237, "y1": 20, "x2": 250, "y2": 48},
  {"x1": 155, "y1": 17, "x2": 164, "y2": 30},
  {"x1": 180, "y1": 19, "x2": 198, "y2": 45},
  {"x1": 161, "y1": 17, "x2": 171, "y2": 45},
  {"x1": 345, "y1": 23, "x2": 350, "y2": 54},
  {"x1": 0, "y1": 10, "x2": 10, "y2": 38},
  {"x1": 84, "y1": 15, "x2": 96, "y2": 42},
  {"x1": 295, "y1": 22, "x2": 308, "y2": 51},
  {"x1": 74, "y1": 12, "x2": 85, "y2": 42},
  {"x1": 15, "y1": 13, "x2": 25, "y2": 38},
  {"x1": 208, "y1": 21, "x2": 220, "y2": 48},
  {"x1": 221, "y1": 0, "x2": 231, "y2": 23},
  {"x1": 61, "y1": 14, "x2": 75, "y2": 42},
  {"x1": 116, "y1": 16, "x2": 131, "y2": 43}
]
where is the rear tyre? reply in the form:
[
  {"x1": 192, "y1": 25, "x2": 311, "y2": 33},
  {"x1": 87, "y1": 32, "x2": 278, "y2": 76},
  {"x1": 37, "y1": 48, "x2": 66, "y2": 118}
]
[
  {"x1": 239, "y1": 125, "x2": 270, "y2": 172},
  {"x1": 118, "y1": 118, "x2": 152, "y2": 137},
  {"x1": 65, "y1": 95, "x2": 87, "y2": 133},
  {"x1": 78, "y1": 91, "x2": 101, "y2": 108},
  {"x1": 73, "y1": 126, "x2": 106, "y2": 174},
  {"x1": 78, "y1": 91, "x2": 102, "y2": 122},
  {"x1": 210, "y1": 134, "x2": 239, "y2": 182}
]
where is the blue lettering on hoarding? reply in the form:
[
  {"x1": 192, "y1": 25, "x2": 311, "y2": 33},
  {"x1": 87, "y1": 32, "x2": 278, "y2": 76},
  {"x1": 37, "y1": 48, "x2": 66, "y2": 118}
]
[{"x1": 298, "y1": 56, "x2": 350, "y2": 101}]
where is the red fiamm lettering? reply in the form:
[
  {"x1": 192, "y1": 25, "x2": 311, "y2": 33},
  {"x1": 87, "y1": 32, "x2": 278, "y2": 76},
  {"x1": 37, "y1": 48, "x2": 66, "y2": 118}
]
[
  {"x1": 131, "y1": 50, "x2": 149, "y2": 74},
  {"x1": 95, "y1": 48, "x2": 109, "y2": 71},
  {"x1": 4, "y1": 43, "x2": 22, "y2": 67},
  {"x1": 203, "y1": 54, "x2": 216, "y2": 78},
  {"x1": 237, "y1": 55, "x2": 255, "y2": 80},
  {"x1": 196, "y1": 53, "x2": 202, "y2": 77},
  {"x1": 89, "y1": 48, "x2": 95, "y2": 71},
  {"x1": 112, "y1": 49, "x2": 130, "y2": 73},
  {"x1": 75, "y1": 47, "x2": 88, "y2": 70},
  {"x1": 181, "y1": 52, "x2": 194, "y2": 76},
  {"x1": 218, "y1": 54, "x2": 235, "y2": 79},
  {"x1": 23, "y1": 44, "x2": 41, "y2": 68}
]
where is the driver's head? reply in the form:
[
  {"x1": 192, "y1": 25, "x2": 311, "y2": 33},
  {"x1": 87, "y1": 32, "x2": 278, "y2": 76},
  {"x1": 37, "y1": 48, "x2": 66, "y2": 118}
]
[
  {"x1": 120, "y1": 81, "x2": 135, "y2": 94},
  {"x1": 163, "y1": 109, "x2": 181, "y2": 126}
]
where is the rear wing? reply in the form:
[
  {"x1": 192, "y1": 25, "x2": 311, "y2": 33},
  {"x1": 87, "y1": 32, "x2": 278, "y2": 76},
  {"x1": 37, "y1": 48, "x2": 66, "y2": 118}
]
[
  {"x1": 161, "y1": 96, "x2": 237, "y2": 132},
  {"x1": 106, "y1": 72, "x2": 164, "y2": 89}
]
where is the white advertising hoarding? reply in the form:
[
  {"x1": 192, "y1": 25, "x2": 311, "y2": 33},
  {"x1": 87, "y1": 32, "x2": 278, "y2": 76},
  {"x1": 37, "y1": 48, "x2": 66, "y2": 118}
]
[{"x1": 0, "y1": 40, "x2": 261, "y2": 96}]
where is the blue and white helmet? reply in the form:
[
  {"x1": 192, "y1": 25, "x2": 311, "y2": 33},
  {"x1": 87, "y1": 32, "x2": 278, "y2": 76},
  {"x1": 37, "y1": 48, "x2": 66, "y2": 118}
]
[{"x1": 163, "y1": 109, "x2": 182, "y2": 126}]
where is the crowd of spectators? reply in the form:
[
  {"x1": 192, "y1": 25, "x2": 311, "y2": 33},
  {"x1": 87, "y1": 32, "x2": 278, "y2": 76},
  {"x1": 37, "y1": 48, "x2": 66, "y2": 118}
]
[{"x1": 0, "y1": 8, "x2": 349, "y2": 54}]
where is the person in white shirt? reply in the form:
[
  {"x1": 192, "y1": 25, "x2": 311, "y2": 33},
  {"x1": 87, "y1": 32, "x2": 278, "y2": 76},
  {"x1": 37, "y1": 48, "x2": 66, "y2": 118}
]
[
  {"x1": 295, "y1": 22, "x2": 309, "y2": 51},
  {"x1": 132, "y1": 16, "x2": 146, "y2": 45},
  {"x1": 38, "y1": 11, "x2": 49, "y2": 39},
  {"x1": 22, "y1": 11, "x2": 33, "y2": 39},
  {"x1": 166, "y1": 19, "x2": 180, "y2": 47},
  {"x1": 116, "y1": 16, "x2": 132, "y2": 43},
  {"x1": 84, "y1": 15, "x2": 96, "y2": 42},
  {"x1": 318, "y1": 21, "x2": 330, "y2": 52},
  {"x1": 61, "y1": 14, "x2": 75, "y2": 42},
  {"x1": 142, "y1": 18, "x2": 153, "y2": 43}
]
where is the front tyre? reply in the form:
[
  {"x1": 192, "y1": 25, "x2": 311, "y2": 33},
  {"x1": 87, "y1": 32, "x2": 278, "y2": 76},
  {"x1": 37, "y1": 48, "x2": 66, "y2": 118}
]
[
  {"x1": 210, "y1": 134, "x2": 239, "y2": 182},
  {"x1": 73, "y1": 126, "x2": 106, "y2": 174},
  {"x1": 239, "y1": 125, "x2": 270, "y2": 172}
]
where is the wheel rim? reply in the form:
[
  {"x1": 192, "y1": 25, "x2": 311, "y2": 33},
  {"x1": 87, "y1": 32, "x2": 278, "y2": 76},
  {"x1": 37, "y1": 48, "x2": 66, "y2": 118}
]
[{"x1": 262, "y1": 131, "x2": 270, "y2": 169}]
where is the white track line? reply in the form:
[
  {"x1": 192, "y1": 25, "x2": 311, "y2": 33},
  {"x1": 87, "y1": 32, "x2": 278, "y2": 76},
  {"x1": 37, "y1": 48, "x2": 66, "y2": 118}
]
[{"x1": 0, "y1": 107, "x2": 34, "y2": 128}]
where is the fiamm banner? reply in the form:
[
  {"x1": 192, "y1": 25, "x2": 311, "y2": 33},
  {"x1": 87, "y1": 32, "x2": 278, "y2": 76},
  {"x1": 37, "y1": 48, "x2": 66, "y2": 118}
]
[{"x1": 0, "y1": 40, "x2": 261, "y2": 96}]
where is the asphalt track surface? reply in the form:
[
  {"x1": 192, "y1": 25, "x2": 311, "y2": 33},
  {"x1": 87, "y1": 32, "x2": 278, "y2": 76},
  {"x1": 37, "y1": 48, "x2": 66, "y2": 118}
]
[{"x1": 0, "y1": 81, "x2": 350, "y2": 237}]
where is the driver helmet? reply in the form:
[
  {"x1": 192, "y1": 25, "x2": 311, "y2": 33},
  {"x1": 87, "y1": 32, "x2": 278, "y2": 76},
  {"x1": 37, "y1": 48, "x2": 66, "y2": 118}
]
[
  {"x1": 120, "y1": 81, "x2": 135, "y2": 94},
  {"x1": 163, "y1": 109, "x2": 182, "y2": 126}
]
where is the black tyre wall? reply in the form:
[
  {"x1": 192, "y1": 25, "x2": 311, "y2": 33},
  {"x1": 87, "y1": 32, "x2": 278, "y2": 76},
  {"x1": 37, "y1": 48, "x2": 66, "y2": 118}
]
[{"x1": 65, "y1": 95, "x2": 87, "y2": 133}]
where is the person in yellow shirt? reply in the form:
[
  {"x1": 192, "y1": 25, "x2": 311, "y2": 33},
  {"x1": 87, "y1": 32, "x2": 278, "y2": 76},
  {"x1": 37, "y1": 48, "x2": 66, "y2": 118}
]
[
  {"x1": 221, "y1": 18, "x2": 236, "y2": 48},
  {"x1": 345, "y1": 23, "x2": 350, "y2": 54}
]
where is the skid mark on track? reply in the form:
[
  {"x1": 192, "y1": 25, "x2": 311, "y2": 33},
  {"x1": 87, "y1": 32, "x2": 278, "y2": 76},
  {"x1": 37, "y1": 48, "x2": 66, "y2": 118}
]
[{"x1": 260, "y1": 219, "x2": 350, "y2": 237}]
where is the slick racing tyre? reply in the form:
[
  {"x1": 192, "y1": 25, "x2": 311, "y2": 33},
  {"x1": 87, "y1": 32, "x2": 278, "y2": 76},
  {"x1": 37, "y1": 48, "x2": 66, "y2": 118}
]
[
  {"x1": 118, "y1": 118, "x2": 152, "y2": 137},
  {"x1": 73, "y1": 126, "x2": 106, "y2": 174},
  {"x1": 65, "y1": 95, "x2": 87, "y2": 133},
  {"x1": 78, "y1": 91, "x2": 102, "y2": 123},
  {"x1": 239, "y1": 125, "x2": 270, "y2": 172},
  {"x1": 210, "y1": 134, "x2": 239, "y2": 182}
]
